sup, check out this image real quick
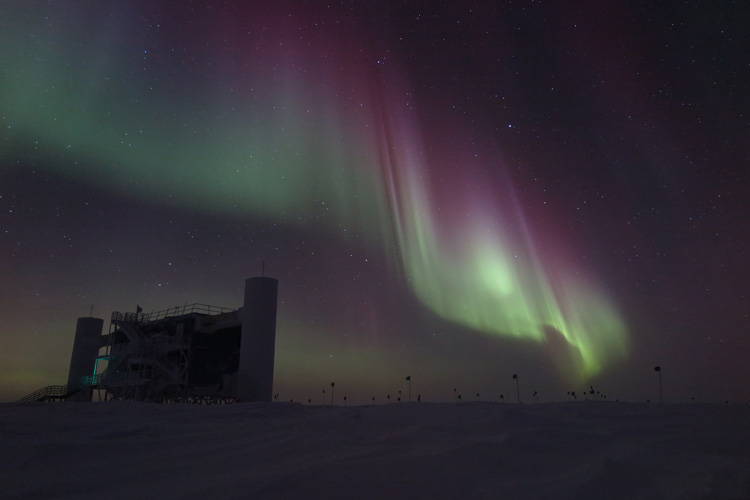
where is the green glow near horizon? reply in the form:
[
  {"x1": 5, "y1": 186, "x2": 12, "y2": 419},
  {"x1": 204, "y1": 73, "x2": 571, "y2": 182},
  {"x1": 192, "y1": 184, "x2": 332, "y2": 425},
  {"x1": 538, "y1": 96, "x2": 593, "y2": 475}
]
[{"x1": 382, "y1": 142, "x2": 628, "y2": 380}]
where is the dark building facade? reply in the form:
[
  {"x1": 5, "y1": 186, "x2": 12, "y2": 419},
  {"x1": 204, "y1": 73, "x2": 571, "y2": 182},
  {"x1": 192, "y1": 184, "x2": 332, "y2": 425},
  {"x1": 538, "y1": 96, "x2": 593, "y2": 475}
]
[{"x1": 17, "y1": 277, "x2": 278, "y2": 404}]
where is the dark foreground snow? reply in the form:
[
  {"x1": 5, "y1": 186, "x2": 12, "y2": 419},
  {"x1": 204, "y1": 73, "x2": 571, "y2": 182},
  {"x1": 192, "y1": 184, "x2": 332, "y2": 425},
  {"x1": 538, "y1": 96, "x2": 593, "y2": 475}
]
[{"x1": 1, "y1": 401, "x2": 749, "y2": 499}]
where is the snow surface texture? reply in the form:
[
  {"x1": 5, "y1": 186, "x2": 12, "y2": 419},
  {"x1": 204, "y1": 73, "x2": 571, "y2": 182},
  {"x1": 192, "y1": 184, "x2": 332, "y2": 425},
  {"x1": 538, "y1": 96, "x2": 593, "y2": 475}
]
[{"x1": 1, "y1": 402, "x2": 749, "y2": 500}]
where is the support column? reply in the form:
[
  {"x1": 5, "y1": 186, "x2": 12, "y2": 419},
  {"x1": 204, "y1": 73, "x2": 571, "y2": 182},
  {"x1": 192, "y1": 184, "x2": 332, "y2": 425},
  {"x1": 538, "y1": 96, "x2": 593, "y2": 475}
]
[
  {"x1": 238, "y1": 277, "x2": 278, "y2": 402},
  {"x1": 67, "y1": 317, "x2": 104, "y2": 402}
]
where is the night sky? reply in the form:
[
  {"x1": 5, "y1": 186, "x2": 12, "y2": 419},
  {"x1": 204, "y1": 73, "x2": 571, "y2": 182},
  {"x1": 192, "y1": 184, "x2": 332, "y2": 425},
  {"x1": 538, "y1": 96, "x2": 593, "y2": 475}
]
[{"x1": 2, "y1": 2, "x2": 748, "y2": 404}]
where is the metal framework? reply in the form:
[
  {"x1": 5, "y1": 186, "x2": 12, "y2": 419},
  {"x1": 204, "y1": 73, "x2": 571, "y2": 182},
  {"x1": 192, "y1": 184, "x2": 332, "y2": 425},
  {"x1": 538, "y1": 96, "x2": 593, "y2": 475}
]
[{"x1": 85, "y1": 304, "x2": 242, "y2": 404}]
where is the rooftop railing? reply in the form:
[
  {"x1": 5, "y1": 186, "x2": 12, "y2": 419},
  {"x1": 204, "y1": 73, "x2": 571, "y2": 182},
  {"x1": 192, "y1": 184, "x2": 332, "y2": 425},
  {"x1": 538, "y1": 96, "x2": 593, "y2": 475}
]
[{"x1": 111, "y1": 303, "x2": 236, "y2": 324}]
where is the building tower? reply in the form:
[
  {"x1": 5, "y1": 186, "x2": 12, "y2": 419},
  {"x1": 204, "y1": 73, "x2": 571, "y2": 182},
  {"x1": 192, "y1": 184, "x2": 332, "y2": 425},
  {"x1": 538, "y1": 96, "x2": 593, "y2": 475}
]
[
  {"x1": 67, "y1": 317, "x2": 103, "y2": 401},
  {"x1": 238, "y1": 277, "x2": 278, "y2": 402}
]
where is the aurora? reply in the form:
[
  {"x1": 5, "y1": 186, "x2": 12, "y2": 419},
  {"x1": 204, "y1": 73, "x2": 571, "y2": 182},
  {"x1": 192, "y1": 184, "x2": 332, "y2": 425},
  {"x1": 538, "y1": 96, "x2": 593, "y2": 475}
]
[{"x1": 0, "y1": 2, "x2": 629, "y2": 389}]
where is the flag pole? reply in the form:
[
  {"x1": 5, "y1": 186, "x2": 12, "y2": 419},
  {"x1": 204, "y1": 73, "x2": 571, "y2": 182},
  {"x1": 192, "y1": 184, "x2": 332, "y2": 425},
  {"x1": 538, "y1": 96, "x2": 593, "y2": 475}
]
[{"x1": 654, "y1": 366, "x2": 662, "y2": 403}]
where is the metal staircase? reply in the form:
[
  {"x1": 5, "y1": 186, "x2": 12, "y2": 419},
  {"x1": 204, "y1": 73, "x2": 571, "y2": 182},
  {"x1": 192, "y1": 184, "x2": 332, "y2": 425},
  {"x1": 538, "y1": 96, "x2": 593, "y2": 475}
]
[
  {"x1": 97, "y1": 310, "x2": 191, "y2": 401},
  {"x1": 15, "y1": 383, "x2": 81, "y2": 404}
]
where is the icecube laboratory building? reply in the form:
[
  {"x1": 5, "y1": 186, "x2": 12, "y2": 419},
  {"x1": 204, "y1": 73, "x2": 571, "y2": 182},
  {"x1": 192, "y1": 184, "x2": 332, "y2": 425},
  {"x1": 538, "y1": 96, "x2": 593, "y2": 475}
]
[{"x1": 17, "y1": 277, "x2": 278, "y2": 404}]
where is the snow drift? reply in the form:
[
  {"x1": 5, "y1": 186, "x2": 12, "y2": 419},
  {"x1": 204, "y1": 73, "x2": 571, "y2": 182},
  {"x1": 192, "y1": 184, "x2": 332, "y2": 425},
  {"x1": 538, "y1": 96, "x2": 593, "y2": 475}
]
[{"x1": 1, "y1": 401, "x2": 748, "y2": 499}]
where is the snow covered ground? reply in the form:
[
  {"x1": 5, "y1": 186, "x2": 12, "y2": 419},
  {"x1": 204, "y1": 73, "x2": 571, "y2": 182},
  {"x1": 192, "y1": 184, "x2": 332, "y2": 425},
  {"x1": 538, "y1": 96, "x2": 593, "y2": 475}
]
[{"x1": 1, "y1": 401, "x2": 749, "y2": 499}]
